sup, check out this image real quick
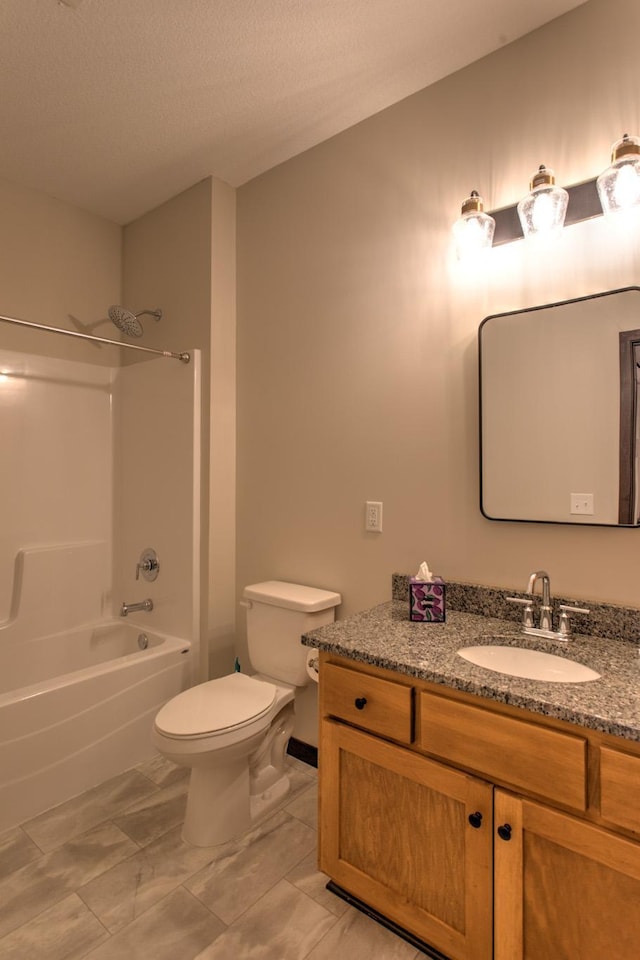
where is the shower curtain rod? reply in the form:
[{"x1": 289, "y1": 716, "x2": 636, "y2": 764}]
[{"x1": 0, "y1": 313, "x2": 191, "y2": 363}]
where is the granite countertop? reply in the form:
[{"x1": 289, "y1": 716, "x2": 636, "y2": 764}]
[{"x1": 302, "y1": 600, "x2": 640, "y2": 742}]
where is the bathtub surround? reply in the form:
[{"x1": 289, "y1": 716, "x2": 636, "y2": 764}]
[
  {"x1": 0, "y1": 346, "x2": 200, "y2": 833},
  {"x1": 0, "y1": 542, "x2": 107, "y2": 646},
  {"x1": 112, "y1": 350, "x2": 202, "y2": 647},
  {"x1": 0, "y1": 352, "x2": 113, "y2": 625}
]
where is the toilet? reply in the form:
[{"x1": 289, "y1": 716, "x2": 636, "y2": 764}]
[{"x1": 153, "y1": 580, "x2": 341, "y2": 846}]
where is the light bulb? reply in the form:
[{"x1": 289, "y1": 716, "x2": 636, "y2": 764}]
[
  {"x1": 597, "y1": 135, "x2": 640, "y2": 214},
  {"x1": 517, "y1": 165, "x2": 568, "y2": 240},
  {"x1": 452, "y1": 191, "x2": 495, "y2": 260}
]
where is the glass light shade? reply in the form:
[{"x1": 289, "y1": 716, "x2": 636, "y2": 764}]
[
  {"x1": 597, "y1": 135, "x2": 640, "y2": 214},
  {"x1": 517, "y1": 165, "x2": 568, "y2": 240},
  {"x1": 452, "y1": 191, "x2": 495, "y2": 260}
]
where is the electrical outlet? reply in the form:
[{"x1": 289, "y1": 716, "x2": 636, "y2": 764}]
[
  {"x1": 570, "y1": 493, "x2": 594, "y2": 515},
  {"x1": 365, "y1": 501, "x2": 383, "y2": 532}
]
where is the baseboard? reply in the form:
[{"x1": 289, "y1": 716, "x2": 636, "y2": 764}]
[
  {"x1": 286, "y1": 737, "x2": 318, "y2": 768},
  {"x1": 326, "y1": 882, "x2": 450, "y2": 959}
]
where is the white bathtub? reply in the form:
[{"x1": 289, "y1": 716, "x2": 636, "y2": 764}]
[{"x1": 0, "y1": 621, "x2": 192, "y2": 833}]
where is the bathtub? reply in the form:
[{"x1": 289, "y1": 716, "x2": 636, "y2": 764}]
[{"x1": 0, "y1": 621, "x2": 192, "y2": 833}]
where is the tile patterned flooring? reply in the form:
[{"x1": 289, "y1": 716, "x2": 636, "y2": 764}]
[{"x1": 0, "y1": 755, "x2": 423, "y2": 959}]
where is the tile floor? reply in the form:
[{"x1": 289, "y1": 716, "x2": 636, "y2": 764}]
[{"x1": 0, "y1": 754, "x2": 424, "y2": 959}]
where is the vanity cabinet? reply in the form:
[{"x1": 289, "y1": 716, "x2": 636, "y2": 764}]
[{"x1": 318, "y1": 654, "x2": 640, "y2": 960}]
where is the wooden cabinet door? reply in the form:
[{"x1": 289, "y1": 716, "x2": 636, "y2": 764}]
[
  {"x1": 319, "y1": 718, "x2": 494, "y2": 960},
  {"x1": 494, "y1": 790, "x2": 640, "y2": 960}
]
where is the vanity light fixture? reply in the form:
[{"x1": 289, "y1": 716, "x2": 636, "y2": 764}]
[
  {"x1": 596, "y1": 134, "x2": 640, "y2": 214},
  {"x1": 452, "y1": 190, "x2": 496, "y2": 259},
  {"x1": 460, "y1": 134, "x2": 640, "y2": 246}
]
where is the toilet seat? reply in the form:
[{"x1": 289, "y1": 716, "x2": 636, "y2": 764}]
[{"x1": 154, "y1": 673, "x2": 277, "y2": 740}]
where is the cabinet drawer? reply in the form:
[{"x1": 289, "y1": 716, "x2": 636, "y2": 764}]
[
  {"x1": 419, "y1": 691, "x2": 587, "y2": 810},
  {"x1": 321, "y1": 662, "x2": 413, "y2": 744},
  {"x1": 600, "y1": 746, "x2": 640, "y2": 834}
]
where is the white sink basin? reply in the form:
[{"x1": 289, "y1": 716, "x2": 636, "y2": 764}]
[{"x1": 457, "y1": 645, "x2": 600, "y2": 683}]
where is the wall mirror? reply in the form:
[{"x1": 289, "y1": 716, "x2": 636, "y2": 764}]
[{"x1": 479, "y1": 286, "x2": 640, "y2": 526}]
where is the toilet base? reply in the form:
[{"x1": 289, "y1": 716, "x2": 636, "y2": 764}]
[
  {"x1": 182, "y1": 755, "x2": 251, "y2": 847},
  {"x1": 182, "y1": 765, "x2": 293, "y2": 847}
]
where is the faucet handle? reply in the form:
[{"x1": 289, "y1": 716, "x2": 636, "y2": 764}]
[
  {"x1": 135, "y1": 548, "x2": 160, "y2": 582},
  {"x1": 557, "y1": 604, "x2": 590, "y2": 639},
  {"x1": 506, "y1": 596, "x2": 535, "y2": 629}
]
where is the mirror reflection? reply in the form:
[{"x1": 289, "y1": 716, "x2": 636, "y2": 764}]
[{"x1": 479, "y1": 287, "x2": 640, "y2": 526}]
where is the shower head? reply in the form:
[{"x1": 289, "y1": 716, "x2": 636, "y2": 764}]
[{"x1": 108, "y1": 305, "x2": 162, "y2": 339}]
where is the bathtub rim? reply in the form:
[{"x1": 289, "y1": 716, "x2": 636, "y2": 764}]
[{"x1": 0, "y1": 622, "x2": 191, "y2": 708}]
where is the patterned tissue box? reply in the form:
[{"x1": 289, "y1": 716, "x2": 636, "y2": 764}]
[{"x1": 409, "y1": 577, "x2": 446, "y2": 622}]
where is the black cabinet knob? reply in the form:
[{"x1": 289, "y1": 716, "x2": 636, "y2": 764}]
[
  {"x1": 468, "y1": 811, "x2": 483, "y2": 829},
  {"x1": 354, "y1": 697, "x2": 367, "y2": 710},
  {"x1": 497, "y1": 823, "x2": 512, "y2": 841}
]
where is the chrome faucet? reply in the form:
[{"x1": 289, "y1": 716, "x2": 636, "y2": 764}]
[
  {"x1": 507, "y1": 570, "x2": 590, "y2": 641},
  {"x1": 527, "y1": 569, "x2": 553, "y2": 631},
  {"x1": 120, "y1": 598, "x2": 153, "y2": 617}
]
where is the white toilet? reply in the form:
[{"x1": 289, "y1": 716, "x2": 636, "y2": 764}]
[{"x1": 153, "y1": 580, "x2": 340, "y2": 846}]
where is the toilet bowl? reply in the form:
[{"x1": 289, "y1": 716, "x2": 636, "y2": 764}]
[
  {"x1": 153, "y1": 672, "x2": 295, "y2": 846},
  {"x1": 152, "y1": 580, "x2": 341, "y2": 846}
]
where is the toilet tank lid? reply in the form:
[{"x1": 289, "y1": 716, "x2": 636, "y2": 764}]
[{"x1": 243, "y1": 580, "x2": 341, "y2": 612}]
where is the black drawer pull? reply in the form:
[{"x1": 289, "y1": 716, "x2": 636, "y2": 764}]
[
  {"x1": 497, "y1": 823, "x2": 512, "y2": 841},
  {"x1": 354, "y1": 697, "x2": 368, "y2": 710},
  {"x1": 468, "y1": 811, "x2": 483, "y2": 829}
]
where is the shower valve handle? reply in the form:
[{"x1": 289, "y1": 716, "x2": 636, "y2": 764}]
[
  {"x1": 136, "y1": 559, "x2": 157, "y2": 578},
  {"x1": 136, "y1": 548, "x2": 160, "y2": 582}
]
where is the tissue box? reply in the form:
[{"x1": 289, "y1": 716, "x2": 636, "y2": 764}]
[{"x1": 409, "y1": 577, "x2": 446, "y2": 622}]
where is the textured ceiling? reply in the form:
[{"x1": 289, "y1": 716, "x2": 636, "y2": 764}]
[{"x1": 0, "y1": 0, "x2": 585, "y2": 224}]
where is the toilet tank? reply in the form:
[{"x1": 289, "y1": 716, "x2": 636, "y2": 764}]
[{"x1": 243, "y1": 580, "x2": 341, "y2": 686}]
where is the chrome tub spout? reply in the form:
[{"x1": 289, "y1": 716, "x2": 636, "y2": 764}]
[{"x1": 120, "y1": 598, "x2": 153, "y2": 617}]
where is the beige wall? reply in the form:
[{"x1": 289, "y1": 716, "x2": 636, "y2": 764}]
[
  {"x1": 236, "y1": 0, "x2": 640, "y2": 677},
  {"x1": 0, "y1": 177, "x2": 121, "y2": 362}
]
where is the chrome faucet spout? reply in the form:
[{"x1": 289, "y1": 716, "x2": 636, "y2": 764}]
[
  {"x1": 121, "y1": 598, "x2": 153, "y2": 617},
  {"x1": 527, "y1": 570, "x2": 552, "y2": 630},
  {"x1": 527, "y1": 569, "x2": 551, "y2": 606}
]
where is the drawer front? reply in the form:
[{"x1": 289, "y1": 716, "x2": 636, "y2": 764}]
[
  {"x1": 321, "y1": 662, "x2": 413, "y2": 744},
  {"x1": 419, "y1": 691, "x2": 587, "y2": 810},
  {"x1": 600, "y1": 746, "x2": 640, "y2": 834}
]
